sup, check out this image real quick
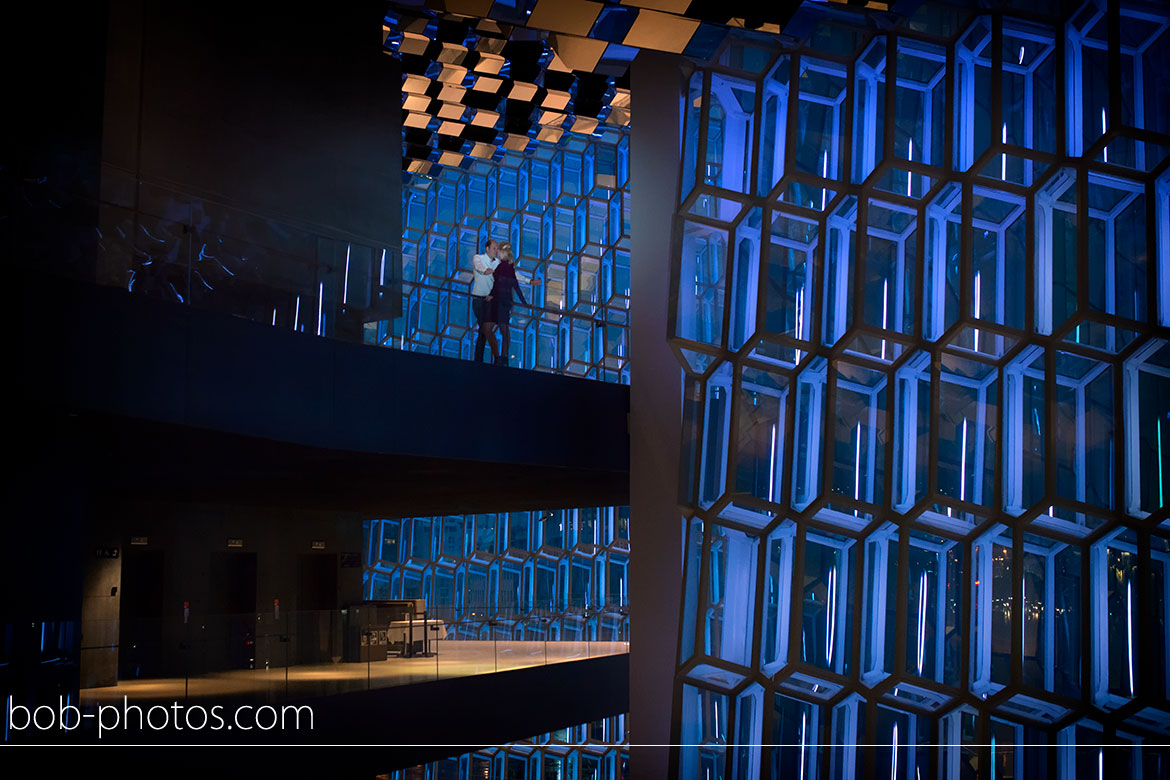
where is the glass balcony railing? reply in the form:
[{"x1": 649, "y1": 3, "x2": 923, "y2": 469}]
[{"x1": 79, "y1": 606, "x2": 629, "y2": 708}]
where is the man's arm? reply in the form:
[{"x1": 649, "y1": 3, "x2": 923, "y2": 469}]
[{"x1": 472, "y1": 253, "x2": 492, "y2": 275}]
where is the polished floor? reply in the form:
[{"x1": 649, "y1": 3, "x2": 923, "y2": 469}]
[{"x1": 80, "y1": 640, "x2": 629, "y2": 704}]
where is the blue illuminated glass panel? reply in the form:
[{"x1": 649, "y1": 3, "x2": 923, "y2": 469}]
[{"x1": 670, "y1": 3, "x2": 1170, "y2": 774}]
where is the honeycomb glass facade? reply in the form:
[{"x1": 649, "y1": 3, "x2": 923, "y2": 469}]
[
  {"x1": 364, "y1": 507, "x2": 630, "y2": 641},
  {"x1": 381, "y1": 130, "x2": 632, "y2": 383},
  {"x1": 386, "y1": 715, "x2": 629, "y2": 780},
  {"x1": 671, "y1": 1, "x2": 1170, "y2": 775}
]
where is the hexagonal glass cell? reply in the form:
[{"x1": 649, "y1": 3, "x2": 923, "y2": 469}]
[
  {"x1": 732, "y1": 365, "x2": 789, "y2": 511},
  {"x1": 861, "y1": 522, "x2": 898, "y2": 686},
  {"x1": 971, "y1": 524, "x2": 1013, "y2": 698},
  {"x1": 677, "y1": 219, "x2": 730, "y2": 349},
  {"x1": 822, "y1": 195, "x2": 857, "y2": 347},
  {"x1": 729, "y1": 207, "x2": 764, "y2": 353},
  {"x1": 763, "y1": 210, "x2": 818, "y2": 352},
  {"x1": 824, "y1": 362, "x2": 888, "y2": 525},
  {"x1": 851, "y1": 38, "x2": 887, "y2": 185},
  {"x1": 1021, "y1": 533, "x2": 1082, "y2": 698},
  {"x1": 755, "y1": 56, "x2": 790, "y2": 199},
  {"x1": 730, "y1": 683, "x2": 764, "y2": 780},
  {"x1": 905, "y1": 530, "x2": 964, "y2": 687},
  {"x1": 701, "y1": 523, "x2": 759, "y2": 668},
  {"x1": 704, "y1": 73, "x2": 758, "y2": 196},
  {"x1": 768, "y1": 692, "x2": 819, "y2": 780},
  {"x1": 698, "y1": 363, "x2": 733, "y2": 509},
  {"x1": 1091, "y1": 527, "x2": 1142, "y2": 710},
  {"x1": 800, "y1": 529, "x2": 856, "y2": 678},
  {"x1": 678, "y1": 684, "x2": 728, "y2": 780},
  {"x1": 1123, "y1": 339, "x2": 1170, "y2": 517},
  {"x1": 760, "y1": 520, "x2": 795, "y2": 676},
  {"x1": 1004, "y1": 345, "x2": 1047, "y2": 517},
  {"x1": 785, "y1": 56, "x2": 847, "y2": 210},
  {"x1": 1053, "y1": 350, "x2": 1115, "y2": 513},
  {"x1": 988, "y1": 717, "x2": 1052, "y2": 777},
  {"x1": 790, "y1": 357, "x2": 828, "y2": 513}
]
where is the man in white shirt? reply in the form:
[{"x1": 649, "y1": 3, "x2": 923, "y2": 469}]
[
  {"x1": 470, "y1": 239, "x2": 500, "y2": 363},
  {"x1": 470, "y1": 239, "x2": 535, "y2": 364}
]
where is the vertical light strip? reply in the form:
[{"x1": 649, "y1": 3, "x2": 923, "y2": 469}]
[
  {"x1": 1102, "y1": 108, "x2": 1108, "y2": 162},
  {"x1": 317, "y1": 281, "x2": 324, "y2": 336},
  {"x1": 827, "y1": 565, "x2": 837, "y2": 665},
  {"x1": 960, "y1": 417, "x2": 968, "y2": 504},
  {"x1": 342, "y1": 243, "x2": 351, "y2": 305},
  {"x1": 1127, "y1": 578, "x2": 1135, "y2": 696},
  {"x1": 855, "y1": 422, "x2": 863, "y2": 513},
  {"x1": 293, "y1": 296, "x2": 301, "y2": 331},
  {"x1": 907, "y1": 138, "x2": 914, "y2": 197},
  {"x1": 271, "y1": 307, "x2": 276, "y2": 326},
  {"x1": 916, "y1": 570, "x2": 927, "y2": 675},
  {"x1": 891, "y1": 723, "x2": 899, "y2": 780},
  {"x1": 799, "y1": 710, "x2": 807, "y2": 780},
  {"x1": 881, "y1": 278, "x2": 889, "y2": 360},
  {"x1": 769, "y1": 423, "x2": 777, "y2": 503},
  {"x1": 379, "y1": 248, "x2": 387, "y2": 287},
  {"x1": 1001, "y1": 122, "x2": 1008, "y2": 180},
  {"x1": 973, "y1": 270, "x2": 981, "y2": 352}
]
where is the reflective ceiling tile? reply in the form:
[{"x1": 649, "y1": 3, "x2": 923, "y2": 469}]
[
  {"x1": 437, "y1": 102, "x2": 465, "y2": 120},
  {"x1": 527, "y1": 0, "x2": 604, "y2": 37},
  {"x1": 510, "y1": 82, "x2": 540, "y2": 101},
  {"x1": 471, "y1": 142, "x2": 497, "y2": 159},
  {"x1": 437, "y1": 43, "x2": 470, "y2": 64},
  {"x1": 542, "y1": 89, "x2": 572, "y2": 111},
  {"x1": 503, "y1": 133, "x2": 530, "y2": 151},
  {"x1": 403, "y1": 94, "x2": 431, "y2": 112},
  {"x1": 621, "y1": 9, "x2": 700, "y2": 53},
  {"x1": 439, "y1": 84, "x2": 467, "y2": 102},
  {"x1": 399, "y1": 31, "x2": 431, "y2": 56},
  {"x1": 438, "y1": 64, "x2": 468, "y2": 83},
  {"x1": 546, "y1": 50, "x2": 572, "y2": 73},
  {"x1": 618, "y1": 0, "x2": 691, "y2": 12},
  {"x1": 404, "y1": 112, "x2": 433, "y2": 129},
  {"x1": 438, "y1": 120, "x2": 465, "y2": 136},
  {"x1": 608, "y1": 106, "x2": 631, "y2": 126},
  {"x1": 471, "y1": 75, "x2": 505, "y2": 93},
  {"x1": 472, "y1": 52, "x2": 507, "y2": 74},
  {"x1": 538, "y1": 109, "x2": 568, "y2": 127},
  {"x1": 403, "y1": 74, "x2": 430, "y2": 94},
  {"x1": 471, "y1": 109, "x2": 501, "y2": 127},
  {"x1": 439, "y1": 150, "x2": 465, "y2": 167},
  {"x1": 610, "y1": 87, "x2": 631, "y2": 108},
  {"x1": 549, "y1": 34, "x2": 607, "y2": 72},
  {"x1": 571, "y1": 116, "x2": 599, "y2": 134},
  {"x1": 404, "y1": 17, "x2": 430, "y2": 35},
  {"x1": 406, "y1": 159, "x2": 432, "y2": 174},
  {"x1": 536, "y1": 126, "x2": 564, "y2": 143},
  {"x1": 476, "y1": 37, "x2": 508, "y2": 55}
]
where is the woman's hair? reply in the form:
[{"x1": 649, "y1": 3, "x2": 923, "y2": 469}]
[{"x1": 499, "y1": 243, "x2": 515, "y2": 264}]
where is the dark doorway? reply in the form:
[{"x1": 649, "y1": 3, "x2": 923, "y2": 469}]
[
  {"x1": 119, "y1": 549, "x2": 165, "y2": 679},
  {"x1": 296, "y1": 553, "x2": 337, "y2": 664},
  {"x1": 208, "y1": 551, "x2": 258, "y2": 671}
]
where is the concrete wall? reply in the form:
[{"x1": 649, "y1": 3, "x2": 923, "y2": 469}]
[{"x1": 629, "y1": 51, "x2": 686, "y2": 780}]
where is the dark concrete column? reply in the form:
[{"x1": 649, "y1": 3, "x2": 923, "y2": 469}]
[{"x1": 629, "y1": 50, "x2": 686, "y2": 779}]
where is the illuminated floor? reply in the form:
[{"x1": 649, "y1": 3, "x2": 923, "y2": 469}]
[{"x1": 80, "y1": 640, "x2": 629, "y2": 704}]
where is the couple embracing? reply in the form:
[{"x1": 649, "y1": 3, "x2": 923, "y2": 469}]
[{"x1": 470, "y1": 239, "x2": 531, "y2": 366}]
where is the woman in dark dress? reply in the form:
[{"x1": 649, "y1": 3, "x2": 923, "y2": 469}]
[{"x1": 488, "y1": 242, "x2": 526, "y2": 366}]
